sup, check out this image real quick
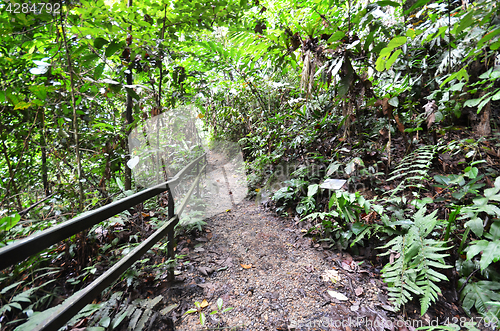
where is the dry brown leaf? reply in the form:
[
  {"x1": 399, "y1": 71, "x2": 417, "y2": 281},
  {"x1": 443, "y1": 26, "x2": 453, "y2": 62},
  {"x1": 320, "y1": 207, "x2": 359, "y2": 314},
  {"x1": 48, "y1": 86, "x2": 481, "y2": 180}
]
[
  {"x1": 200, "y1": 299, "x2": 209, "y2": 308},
  {"x1": 241, "y1": 264, "x2": 252, "y2": 269}
]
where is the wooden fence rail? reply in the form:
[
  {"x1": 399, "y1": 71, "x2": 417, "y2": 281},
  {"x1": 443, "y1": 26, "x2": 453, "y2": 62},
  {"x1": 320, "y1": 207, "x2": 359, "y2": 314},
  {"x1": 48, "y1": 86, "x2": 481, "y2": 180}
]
[{"x1": 0, "y1": 152, "x2": 207, "y2": 331}]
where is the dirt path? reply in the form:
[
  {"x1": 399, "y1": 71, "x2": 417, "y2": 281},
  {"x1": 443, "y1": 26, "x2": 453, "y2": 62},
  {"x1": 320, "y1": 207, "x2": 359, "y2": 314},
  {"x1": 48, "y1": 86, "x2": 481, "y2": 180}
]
[
  {"x1": 153, "y1": 150, "x2": 463, "y2": 331},
  {"x1": 170, "y1": 200, "x2": 396, "y2": 331},
  {"x1": 156, "y1": 149, "x2": 394, "y2": 330}
]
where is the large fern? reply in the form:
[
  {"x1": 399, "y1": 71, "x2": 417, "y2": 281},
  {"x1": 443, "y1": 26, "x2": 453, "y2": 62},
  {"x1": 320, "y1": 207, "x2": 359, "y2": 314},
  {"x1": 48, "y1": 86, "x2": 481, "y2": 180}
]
[
  {"x1": 387, "y1": 145, "x2": 436, "y2": 197},
  {"x1": 379, "y1": 207, "x2": 451, "y2": 315}
]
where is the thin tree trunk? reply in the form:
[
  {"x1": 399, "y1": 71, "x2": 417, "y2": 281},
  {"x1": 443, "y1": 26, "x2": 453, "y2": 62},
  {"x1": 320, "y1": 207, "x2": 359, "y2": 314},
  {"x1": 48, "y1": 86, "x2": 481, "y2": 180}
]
[
  {"x1": 0, "y1": 136, "x2": 22, "y2": 210},
  {"x1": 61, "y1": 10, "x2": 84, "y2": 211},
  {"x1": 124, "y1": 0, "x2": 133, "y2": 191},
  {"x1": 40, "y1": 108, "x2": 49, "y2": 196}
]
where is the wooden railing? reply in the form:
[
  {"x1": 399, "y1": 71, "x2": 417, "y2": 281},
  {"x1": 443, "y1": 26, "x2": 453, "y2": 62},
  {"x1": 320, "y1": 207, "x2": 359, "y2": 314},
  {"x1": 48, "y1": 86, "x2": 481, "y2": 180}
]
[{"x1": 0, "y1": 152, "x2": 207, "y2": 331}]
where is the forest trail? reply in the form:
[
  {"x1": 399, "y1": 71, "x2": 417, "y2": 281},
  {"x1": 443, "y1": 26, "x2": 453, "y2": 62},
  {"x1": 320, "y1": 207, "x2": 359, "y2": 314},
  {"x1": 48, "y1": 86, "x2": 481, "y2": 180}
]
[
  {"x1": 170, "y1": 200, "x2": 393, "y2": 331},
  {"x1": 159, "y1": 151, "x2": 406, "y2": 331}
]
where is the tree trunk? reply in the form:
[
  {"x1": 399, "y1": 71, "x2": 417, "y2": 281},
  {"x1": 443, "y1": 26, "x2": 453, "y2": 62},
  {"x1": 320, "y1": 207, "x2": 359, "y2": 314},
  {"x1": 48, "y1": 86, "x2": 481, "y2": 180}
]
[
  {"x1": 470, "y1": 92, "x2": 492, "y2": 136},
  {"x1": 124, "y1": 0, "x2": 133, "y2": 191},
  {"x1": 40, "y1": 108, "x2": 49, "y2": 196}
]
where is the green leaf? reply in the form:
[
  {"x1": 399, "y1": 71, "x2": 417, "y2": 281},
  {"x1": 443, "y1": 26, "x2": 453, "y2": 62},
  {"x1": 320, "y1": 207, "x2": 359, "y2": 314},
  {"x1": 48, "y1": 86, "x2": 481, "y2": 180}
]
[
  {"x1": 449, "y1": 82, "x2": 465, "y2": 91},
  {"x1": 116, "y1": 177, "x2": 125, "y2": 191},
  {"x1": 464, "y1": 98, "x2": 482, "y2": 108},
  {"x1": 388, "y1": 96, "x2": 399, "y2": 107},
  {"x1": 200, "y1": 312, "x2": 206, "y2": 325},
  {"x1": 491, "y1": 40, "x2": 500, "y2": 51},
  {"x1": 464, "y1": 166, "x2": 478, "y2": 179},
  {"x1": 94, "y1": 63, "x2": 105, "y2": 80},
  {"x1": 0, "y1": 213, "x2": 21, "y2": 232},
  {"x1": 465, "y1": 216, "x2": 484, "y2": 237},
  {"x1": 477, "y1": 28, "x2": 500, "y2": 49},
  {"x1": 0, "y1": 281, "x2": 24, "y2": 295},
  {"x1": 111, "y1": 311, "x2": 128, "y2": 329},
  {"x1": 327, "y1": 30, "x2": 345, "y2": 43},
  {"x1": 376, "y1": 1, "x2": 401, "y2": 6},
  {"x1": 477, "y1": 96, "x2": 491, "y2": 113},
  {"x1": 94, "y1": 37, "x2": 109, "y2": 50},
  {"x1": 184, "y1": 309, "x2": 198, "y2": 315},
  {"x1": 455, "y1": 11, "x2": 474, "y2": 35},
  {"x1": 385, "y1": 49, "x2": 402, "y2": 70},
  {"x1": 14, "y1": 101, "x2": 33, "y2": 110},
  {"x1": 387, "y1": 36, "x2": 407, "y2": 49},
  {"x1": 29, "y1": 85, "x2": 50, "y2": 100},
  {"x1": 99, "y1": 316, "x2": 111, "y2": 328},
  {"x1": 376, "y1": 56, "x2": 386, "y2": 72},
  {"x1": 487, "y1": 222, "x2": 500, "y2": 241},
  {"x1": 492, "y1": 89, "x2": 500, "y2": 101},
  {"x1": 105, "y1": 40, "x2": 124, "y2": 57},
  {"x1": 307, "y1": 184, "x2": 319, "y2": 197},
  {"x1": 217, "y1": 298, "x2": 223, "y2": 310}
]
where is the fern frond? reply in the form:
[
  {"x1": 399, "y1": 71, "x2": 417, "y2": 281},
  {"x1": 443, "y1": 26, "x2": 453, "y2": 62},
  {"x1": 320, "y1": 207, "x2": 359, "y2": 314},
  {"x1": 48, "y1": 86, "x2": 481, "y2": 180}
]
[
  {"x1": 386, "y1": 145, "x2": 436, "y2": 196},
  {"x1": 379, "y1": 207, "x2": 450, "y2": 315}
]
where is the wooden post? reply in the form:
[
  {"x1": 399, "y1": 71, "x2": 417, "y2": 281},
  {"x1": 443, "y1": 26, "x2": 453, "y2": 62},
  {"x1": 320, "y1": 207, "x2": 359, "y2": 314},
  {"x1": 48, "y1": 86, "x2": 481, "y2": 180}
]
[{"x1": 167, "y1": 187, "x2": 175, "y2": 281}]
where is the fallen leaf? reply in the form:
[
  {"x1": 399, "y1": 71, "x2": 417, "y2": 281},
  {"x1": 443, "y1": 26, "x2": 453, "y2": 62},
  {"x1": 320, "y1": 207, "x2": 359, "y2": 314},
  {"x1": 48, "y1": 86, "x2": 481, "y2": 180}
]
[
  {"x1": 241, "y1": 264, "x2": 252, "y2": 269},
  {"x1": 200, "y1": 299, "x2": 209, "y2": 308},
  {"x1": 327, "y1": 290, "x2": 348, "y2": 301},
  {"x1": 321, "y1": 270, "x2": 341, "y2": 283},
  {"x1": 198, "y1": 267, "x2": 214, "y2": 276}
]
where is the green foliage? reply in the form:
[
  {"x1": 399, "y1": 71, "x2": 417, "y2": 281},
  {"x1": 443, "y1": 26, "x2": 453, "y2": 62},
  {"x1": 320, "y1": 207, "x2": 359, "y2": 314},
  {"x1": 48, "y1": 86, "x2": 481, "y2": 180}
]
[
  {"x1": 387, "y1": 145, "x2": 436, "y2": 197},
  {"x1": 184, "y1": 297, "x2": 233, "y2": 326},
  {"x1": 459, "y1": 177, "x2": 500, "y2": 238},
  {"x1": 301, "y1": 190, "x2": 373, "y2": 250},
  {"x1": 460, "y1": 280, "x2": 500, "y2": 320},
  {"x1": 379, "y1": 207, "x2": 451, "y2": 315},
  {"x1": 466, "y1": 221, "x2": 500, "y2": 271},
  {"x1": 296, "y1": 184, "x2": 319, "y2": 216},
  {"x1": 176, "y1": 210, "x2": 207, "y2": 235},
  {"x1": 0, "y1": 213, "x2": 21, "y2": 247},
  {"x1": 272, "y1": 179, "x2": 308, "y2": 215}
]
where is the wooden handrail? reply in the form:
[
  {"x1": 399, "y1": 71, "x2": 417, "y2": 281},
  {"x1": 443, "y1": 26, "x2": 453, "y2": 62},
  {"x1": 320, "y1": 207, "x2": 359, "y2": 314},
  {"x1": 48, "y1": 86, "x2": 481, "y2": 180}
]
[{"x1": 0, "y1": 153, "x2": 206, "y2": 270}]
